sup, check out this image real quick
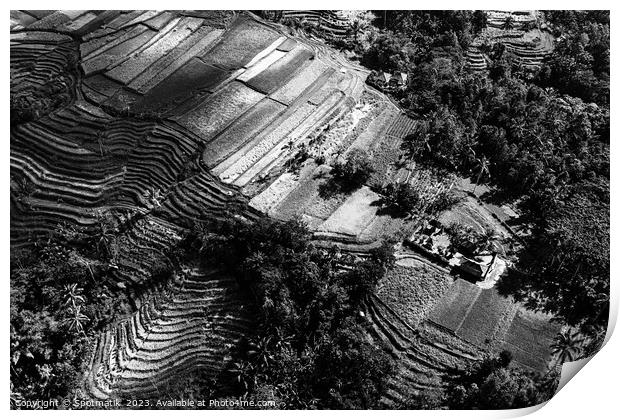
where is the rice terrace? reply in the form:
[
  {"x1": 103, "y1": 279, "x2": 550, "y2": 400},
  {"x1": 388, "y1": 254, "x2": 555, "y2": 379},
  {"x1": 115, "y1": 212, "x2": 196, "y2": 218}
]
[{"x1": 10, "y1": 10, "x2": 609, "y2": 410}]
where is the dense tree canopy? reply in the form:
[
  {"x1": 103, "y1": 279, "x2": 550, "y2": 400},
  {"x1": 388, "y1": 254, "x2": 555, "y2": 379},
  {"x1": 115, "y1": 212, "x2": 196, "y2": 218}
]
[
  {"x1": 441, "y1": 351, "x2": 554, "y2": 409},
  {"x1": 540, "y1": 11, "x2": 610, "y2": 105},
  {"x1": 401, "y1": 351, "x2": 556, "y2": 409},
  {"x1": 10, "y1": 241, "x2": 132, "y2": 404},
  {"x1": 331, "y1": 149, "x2": 375, "y2": 192},
  {"x1": 365, "y1": 11, "x2": 486, "y2": 66},
  {"x1": 181, "y1": 216, "x2": 396, "y2": 408},
  {"x1": 499, "y1": 179, "x2": 609, "y2": 331}
]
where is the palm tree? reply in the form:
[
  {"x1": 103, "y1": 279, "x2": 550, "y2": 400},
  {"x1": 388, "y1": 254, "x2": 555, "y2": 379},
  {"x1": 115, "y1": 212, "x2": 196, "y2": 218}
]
[
  {"x1": 551, "y1": 329, "x2": 583, "y2": 365},
  {"x1": 12, "y1": 177, "x2": 35, "y2": 202},
  {"x1": 521, "y1": 19, "x2": 536, "y2": 32},
  {"x1": 10, "y1": 384, "x2": 24, "y2": 409},
  {"x1": 282, "y1": 139, "x2": 295, "y2": 153},
  {"x1": 503, "y1": 15, "x2": 515, "y2": 31},
  {"x1": 62, "y1": 283, "x2": 86, "y2": 309},
  {"x1": 403, "y1": 122, "x2": 431, "y2": 159},
  {"x1": 95, "y1": 130, "x2": 106, "y2": 157},
  {"x1": 247, "y1": 336, "x2": 274, "y2": 370},
  {"x1": 144, "y1": 187, "x2": 164, "y2": 210},
  {"x1": 75, "y1": 254, "x2": 99, "y2": 282},
  {"x1": 333, "y1": 145, "x2": 346, "y2": 162},
  {"x1": 229, "y1": 361, "x2": 256, "y2": 391},
  {"x1": 477, "y1": 227, "x2": 501, "y2": 254},
  {"x1": 91, "y1": 211, "x2": 117, "y2": 261},
  {"x1": 348, "y1": 15, "x2": 369, "y2": 44},
  {"x1": 470, "y1": 148, "x2": 490, "y2": 196}
]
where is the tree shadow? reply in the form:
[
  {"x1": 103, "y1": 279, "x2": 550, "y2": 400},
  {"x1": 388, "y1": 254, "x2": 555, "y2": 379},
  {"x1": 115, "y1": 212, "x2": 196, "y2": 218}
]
[
  {"x1": 478, "y1": 186, "x2": 514, "y2": 206},
  {"x1": 317, "y1": 177, "x2": 342, "y2": 199},
  {"x1": 372, "y1": 199, "x2": 409, "y2": 218},
  {"x1": 317, "y1": 176, "x2": 364, "y2": 199}
]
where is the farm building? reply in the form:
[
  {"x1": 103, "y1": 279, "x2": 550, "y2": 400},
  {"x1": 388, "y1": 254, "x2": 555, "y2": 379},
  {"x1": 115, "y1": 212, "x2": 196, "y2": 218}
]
[{"x1": 448, "y1": 253, "x2": 507, "y2": 287}]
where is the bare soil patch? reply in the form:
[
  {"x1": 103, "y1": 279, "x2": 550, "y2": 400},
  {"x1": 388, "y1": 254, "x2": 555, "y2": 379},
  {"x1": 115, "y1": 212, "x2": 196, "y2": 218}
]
[{"x1": 317, "y1": 186, "x2": 380, "y2": 237}]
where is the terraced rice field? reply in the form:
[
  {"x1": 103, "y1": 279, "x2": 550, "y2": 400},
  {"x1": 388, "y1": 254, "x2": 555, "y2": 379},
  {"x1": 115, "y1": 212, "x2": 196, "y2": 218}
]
[
  {"x1": 347, "y1": 106, "x2": 399, "y2": 152},
  {"x1": 270, "y1": 60, "x2": 333, "y2": 105},
  {"x1": 10, "y1": 31, "x2": 77, "y2": 116},
  {"x1": 134, "y1": 59, "x2": 231, "y2": 114},
  {"x1": 203, "y1": 17, "x2": 282, "y2": 70},
  {"x1": 466, "y1": 11, "x2": 554, "y2": 72},
  {"x1": 174, "y1": 81, "x2": 265, "y2": 141},
  {"x1": 501, "y1": 309, "x2": 558, "y2": 371},
  {"x1": 105, "y1": 17, "x2": 204, "y2": 85},
  {"x1": 280, "y1": 10, "x2": 350, "y2": 39},
  {"x1": 438, "y1": 195, "x2": 512, "y2": 237},
  {"x1": 365, "y1": 255, "x2": 484, "y2": 408},
  {"x1": 82, "y1": 27, "x2": 158, "y2": 76},
  {"x1": 202, "y1": 98, "x2": 287, "y2": 168},
  {"x1": 364, "y1": 263, "x2": 558, "y2": 406},
  {"x1": 246, "y1": 45, "x2": 315, "y2": 94},
  {"x1": 363, "y1": 294, "x2": 482, "y2": 406},
  {"x1": 74, "y1": 10, "x2": 370, "y2": 195},
  {"x1": 376, "y1": 263, "x2": 453, "y2": 328},
  {"x1": 10, "y1": 101, "x2": 253, "y2": 245},
  {"x1": 129, "y1": 26, "x2": 224, "y2": 94},
  {"x1": 83, "y1": 268, "x2": 253, "y2": 399},
  {"x1": 246, "y1": 89, "x2": 411, "y2": 245},
  {"x1": 270, "y1": 164, "x2": 334, "y2": 221},
  {"x1": 428, "y1": 278, "x2": 558, "y2": 371}
]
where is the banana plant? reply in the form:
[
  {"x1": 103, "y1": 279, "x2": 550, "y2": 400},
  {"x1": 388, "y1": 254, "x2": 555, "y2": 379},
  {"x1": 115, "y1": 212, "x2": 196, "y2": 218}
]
[
  {"x1": 62, "y1": 305, "x2": 90, "y2": 334},
  {"x1": 551, "y1": 329, "x2": 584, "y2": 365},
  {"x1": 61, "y1": 283, "x2": 89, "y2": 335}
]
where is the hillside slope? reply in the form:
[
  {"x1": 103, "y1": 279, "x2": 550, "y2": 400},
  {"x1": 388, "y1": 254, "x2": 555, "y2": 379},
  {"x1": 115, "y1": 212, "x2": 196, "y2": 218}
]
[{"x1": 10, "y1": 10, "x2": 560, "y2": 405}]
